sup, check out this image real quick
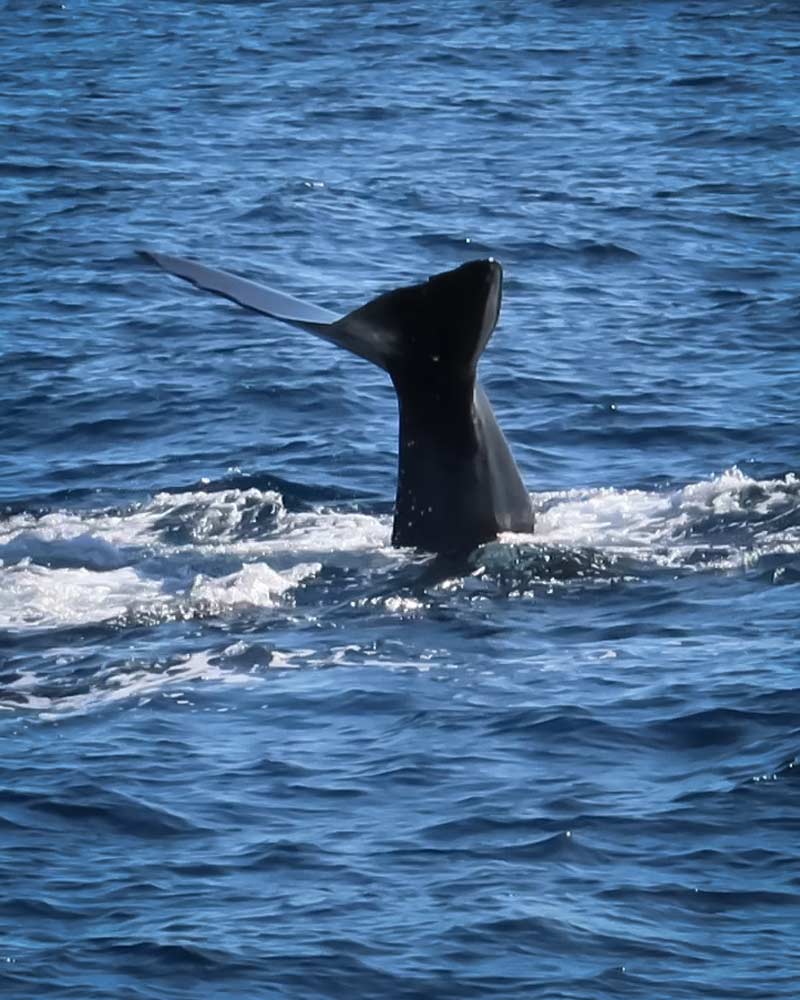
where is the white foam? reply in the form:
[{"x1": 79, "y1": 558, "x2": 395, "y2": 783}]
[
  {"x1": 527, "y1": 467, "x2": 799, "y2": 570},
  {"x1": 148, "y1": 486, "x2": 285, "y2": 544},
  {"x1": 0, "y1": 505, "x2": 156, "y2": 550},
  {"x1": 3, "y1": 651, "x2": 256, "y2": 720},
  {"x1": 1, "y1": 469, "x2": 796, "y2": 634},
  {"x1": 141, "y1": 487, "x2": 393, "y2": 560},
  {"x1": 0, "y1": 562, "x2": 166, "y2": 630},
  {"x1": 263, "y1": 510, "x2": 391, "y2": 557},
  {"x1": 0, "y1": 485, "x2": 395, "y2": 634},
  {"x1": 189, "y1": 560, "x2": 321, "y2": 608},
  {"x1": 532, "y1": 485, "x2": 676, "y2": 549}
]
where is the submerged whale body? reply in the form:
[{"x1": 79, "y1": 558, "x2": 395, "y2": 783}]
[{"x1": 140, "y1": 250, "x2": 535, "y2": 555}]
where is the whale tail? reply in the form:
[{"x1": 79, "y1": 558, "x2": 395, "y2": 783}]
[
  {"x1": 140, "y1": 249, "x2": 533, "y2": 553},
  {"x1": 139, "y1": 250, "x2": 500, "y2": 380}
]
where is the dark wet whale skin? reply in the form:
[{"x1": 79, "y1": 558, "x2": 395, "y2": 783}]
[{"x1": 383, "y1": 261, "x2": 535, "y2": 552}]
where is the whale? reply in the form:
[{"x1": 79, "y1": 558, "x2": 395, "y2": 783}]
[{"x1": 140, "y1": 250, "x2": 534, "y2": 555}]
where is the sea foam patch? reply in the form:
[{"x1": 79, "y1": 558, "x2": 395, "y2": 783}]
[
  {"x1": 1, "y1": 470, "x2": 797, "y2": 633},
  {"x1": 0, "y1": 485, "x2": 393, "y2": 633},
  {"x1": 530, "y1": 467, "x2": 800, "y2": 571},
  {"x1": 0, "y1": 563, "x2": 166, "y2": 630}
]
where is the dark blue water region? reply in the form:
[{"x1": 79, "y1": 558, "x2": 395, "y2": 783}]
[{"x1": 2, "y1": 1, "x2": 800, "y2": 998}]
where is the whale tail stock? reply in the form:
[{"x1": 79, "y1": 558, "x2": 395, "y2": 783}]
[{"x1": 139, "y1": 249, "x2": 534, "y2": 553}]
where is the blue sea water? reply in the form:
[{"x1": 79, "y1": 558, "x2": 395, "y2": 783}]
[{"x1": 2, "y1": 1, "x2": 800, "y2": 997}]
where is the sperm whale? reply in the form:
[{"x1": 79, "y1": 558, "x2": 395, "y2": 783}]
[{"x1": 141, "y1": 251, "x2": 534, "y2": 554}]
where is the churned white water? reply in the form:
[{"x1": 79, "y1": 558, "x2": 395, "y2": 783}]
[{"x1": 2, "y1": 468, "x2": 796, "y2": 633}]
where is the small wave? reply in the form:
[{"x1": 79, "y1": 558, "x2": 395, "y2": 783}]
[
  {"x1": 647, "y1": 707, "x2": 752, "y2": 751},
  {"x1": 577, "y1": 241, "x2": 639, "y2": 262},
  {"x1": 0, "y1": 650, "x2": 257, "y2": 718},
  {"x1": 187, "y1": 560, "x2": 321, "y2": 610},
  {"x1": 0, "y1": 160, "x2": 66, "y2": 178},
  {"x1": 88, "y1": 940, "x2": 247, "y2": 975},
  {"x1": 669, "y1": 74, "x2": 742, "y2": 89},
  {"x1": 232, "y1": 838, "x2": 355, "y2": 872},
  {"x1": 0, "y1": 531, "x2": 132, "y2": 571},
  {"x1": 5, "y1": 784, "x2": 200, "y2": 837},
  {"x1": 152, "y1": 488, "x2": 284, "y2": 544},
  {"x1": 500, "y1": 237, "x2": 640, "y2": 265}
]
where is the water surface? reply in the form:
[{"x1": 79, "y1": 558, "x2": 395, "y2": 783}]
[{"x1": 2, "y1": 2, "x2": 799, "y2": 998}]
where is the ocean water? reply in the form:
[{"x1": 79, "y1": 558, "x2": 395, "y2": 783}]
[{"x1": 2, "y1": 1, "x2": 800, "y2": 997}]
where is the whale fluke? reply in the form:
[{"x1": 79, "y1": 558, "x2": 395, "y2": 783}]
[
  {"x1": 140, "y1": 250, "x2": 534, "y2": 554},
  {"x1": 140, "y1": 249, "x2": 395, "y2": 368},
  {"x1": 139, "y1": 249, "x2": 337, "y2": 328}
]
